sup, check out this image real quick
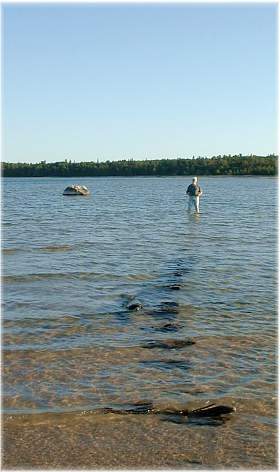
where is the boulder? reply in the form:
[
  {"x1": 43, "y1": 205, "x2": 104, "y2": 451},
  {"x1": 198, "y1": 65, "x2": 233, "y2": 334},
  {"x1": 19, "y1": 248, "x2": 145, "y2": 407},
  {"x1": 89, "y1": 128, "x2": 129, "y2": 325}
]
[{"x1": 63, "y1": 185, "x2": 90, "y2": 196}]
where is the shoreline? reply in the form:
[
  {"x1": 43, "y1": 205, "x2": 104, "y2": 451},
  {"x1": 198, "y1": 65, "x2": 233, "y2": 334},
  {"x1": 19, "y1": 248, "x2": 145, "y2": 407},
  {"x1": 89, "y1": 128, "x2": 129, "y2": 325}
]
[
  {"x1": 3, "y1": 400, "x2": 277, "y2": 470},
  {"x1": 2, "y1": 174, "x2": 277, "y2": 178}
]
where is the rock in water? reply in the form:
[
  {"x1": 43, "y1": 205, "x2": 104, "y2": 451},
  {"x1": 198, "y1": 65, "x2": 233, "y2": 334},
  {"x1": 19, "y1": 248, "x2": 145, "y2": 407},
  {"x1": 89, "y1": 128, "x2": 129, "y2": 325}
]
[
  {"x1": 187, "y1": 404, "x2": 236, "y2": 417},
  {"x1": 127, "y1": 302, "x2": 143, "y2": 311},
  {"x1": 101, "y1": 401, "x2": 236, "y2": 419},
  {"x1": 155, "y1": 323, "x2": 181, "y2": 332},
  {"x1": 63, "y1": 185, "x2": 90, "y2": 196},
  {"x1": 103, "y1": 402, "x2": 154, "y2": 415},
  {"x1": 141, "y1": 338, "x2": 195, "y2": 349}
]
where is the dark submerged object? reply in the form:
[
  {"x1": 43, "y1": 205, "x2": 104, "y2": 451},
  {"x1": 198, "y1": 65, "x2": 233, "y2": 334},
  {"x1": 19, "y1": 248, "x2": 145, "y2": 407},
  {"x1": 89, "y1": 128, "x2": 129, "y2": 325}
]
[
  {"x1": 102, "y1": 401, "x2": 236, "y2": 418},
  {"x1": 183, "y1": 403, "x2": 236, "y2": 417},
  {"x1": 127, "y1": 302, "x2": 143, "y2": 311},
  {"x1": 63, "y1": 185, "x2": 90, "y2": 196},
  {"x1": 155, "y1": 322, "x2": 181, "y2": 332},
  {"x1": 168, "y1": 285, "x2": 181, "y2": 290},
  {"x1": 101, "y1": 402, "x2": 154, "y2": 415},
  {"x1": 141, "y1": 338, "x2": 195, "y2": 349}
]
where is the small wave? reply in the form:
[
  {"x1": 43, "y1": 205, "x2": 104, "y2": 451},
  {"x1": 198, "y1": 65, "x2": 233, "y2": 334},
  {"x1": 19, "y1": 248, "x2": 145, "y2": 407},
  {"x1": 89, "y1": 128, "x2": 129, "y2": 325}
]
[
  {"x1": 2, "y1": 271, "x2": 100, "y2": 284},
  {"x1": 140, "y1": 359, "x2": 191, "y2": 371},
  {"x1": 2, "y1": 271, "x2": 155, "y2": 284}
]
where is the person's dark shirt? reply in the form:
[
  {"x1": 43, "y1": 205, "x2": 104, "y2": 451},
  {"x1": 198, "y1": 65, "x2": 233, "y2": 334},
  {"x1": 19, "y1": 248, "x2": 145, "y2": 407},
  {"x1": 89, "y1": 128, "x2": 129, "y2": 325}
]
[{"x1": 187, "y1": 184, "x2": 201, "y2": 196}]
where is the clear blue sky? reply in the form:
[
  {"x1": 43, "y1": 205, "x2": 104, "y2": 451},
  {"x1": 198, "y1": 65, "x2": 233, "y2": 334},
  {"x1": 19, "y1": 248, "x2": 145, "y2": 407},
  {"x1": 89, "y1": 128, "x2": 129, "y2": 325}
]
[{"x1": 3, "y1": 3, "x2": 278, "y2": 163}]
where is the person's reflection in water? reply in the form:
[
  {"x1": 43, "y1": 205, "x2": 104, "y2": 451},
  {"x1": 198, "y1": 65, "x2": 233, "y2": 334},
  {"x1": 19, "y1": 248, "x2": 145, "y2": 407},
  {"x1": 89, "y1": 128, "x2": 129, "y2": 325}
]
[{"x1": 187, "y1": 211, "x2": 201, "y2": 224}]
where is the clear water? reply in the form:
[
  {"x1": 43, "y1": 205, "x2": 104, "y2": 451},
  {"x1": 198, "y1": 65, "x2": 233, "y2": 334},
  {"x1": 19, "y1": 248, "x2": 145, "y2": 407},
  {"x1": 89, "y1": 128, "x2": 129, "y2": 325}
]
[{"x1": 2, "y1": 176, "x2": 277, "y2": 420}]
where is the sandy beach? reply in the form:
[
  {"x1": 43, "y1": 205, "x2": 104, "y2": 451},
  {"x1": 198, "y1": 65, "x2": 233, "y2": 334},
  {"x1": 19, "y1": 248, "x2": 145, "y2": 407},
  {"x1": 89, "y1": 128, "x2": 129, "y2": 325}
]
[{"x1": 3, "y1": 398, "x2": 277, "y2": 470}]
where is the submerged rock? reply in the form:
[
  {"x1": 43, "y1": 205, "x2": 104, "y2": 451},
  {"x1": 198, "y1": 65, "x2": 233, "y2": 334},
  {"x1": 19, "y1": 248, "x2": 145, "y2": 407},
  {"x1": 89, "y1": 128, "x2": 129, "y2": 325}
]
[
  {"x1": 101, "y1": 401, "x2": 153, "y2": 415},
  {"x1": 63, "y1": 185, "x2": 90, "y2": 196},
  {"x1": 186, "y1": 404, "x2": 236, "y2": 417},
  {"x1": 154, "y1": 322, "x2": 182, "y2": 332},
  {"x1": 141, "y1": 338, "x2": 195, "y2": 349},
  {"x1": 102, "y1": 401, "x2": 236, "y2": 418},
  {"x1": 127, "y1": 302, "x2": 143, "y2": 311}
]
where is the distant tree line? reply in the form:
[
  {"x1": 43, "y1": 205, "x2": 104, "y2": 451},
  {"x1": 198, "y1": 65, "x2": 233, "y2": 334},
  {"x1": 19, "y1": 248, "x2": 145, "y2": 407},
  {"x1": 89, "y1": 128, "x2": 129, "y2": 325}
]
[{"x1": 2, "y1": 154, "x2": 277, "y2": 177}]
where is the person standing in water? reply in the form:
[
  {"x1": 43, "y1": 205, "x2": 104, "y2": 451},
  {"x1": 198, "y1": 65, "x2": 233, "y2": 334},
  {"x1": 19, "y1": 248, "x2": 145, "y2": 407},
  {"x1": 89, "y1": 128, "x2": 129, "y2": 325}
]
[{"x1": 186, "y1": 177, "x2": 202, "y2": 213}]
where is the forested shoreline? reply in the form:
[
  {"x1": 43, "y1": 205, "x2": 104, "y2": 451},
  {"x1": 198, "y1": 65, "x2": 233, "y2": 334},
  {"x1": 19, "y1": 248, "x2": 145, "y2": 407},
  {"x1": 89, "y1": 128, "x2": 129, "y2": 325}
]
[{"x1": 2, "y1": 155, "x2": 277, "y2": 177}]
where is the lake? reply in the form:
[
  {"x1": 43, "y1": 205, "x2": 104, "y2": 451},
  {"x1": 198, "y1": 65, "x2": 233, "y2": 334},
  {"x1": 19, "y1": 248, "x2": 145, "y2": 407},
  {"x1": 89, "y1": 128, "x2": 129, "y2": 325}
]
[{"x1": 2, "y1": 176, "x2": 277, "y2": 468}]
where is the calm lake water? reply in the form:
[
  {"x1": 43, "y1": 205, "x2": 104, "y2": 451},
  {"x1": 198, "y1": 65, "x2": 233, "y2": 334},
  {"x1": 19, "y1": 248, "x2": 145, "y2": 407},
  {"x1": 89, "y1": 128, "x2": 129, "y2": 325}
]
[{"x1": 2, "y1": 176, "x2": 277, "y2": 467}]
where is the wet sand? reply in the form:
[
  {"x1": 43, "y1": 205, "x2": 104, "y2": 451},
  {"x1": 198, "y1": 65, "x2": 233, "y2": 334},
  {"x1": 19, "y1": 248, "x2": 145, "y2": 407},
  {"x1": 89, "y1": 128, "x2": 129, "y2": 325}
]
[{"x1": 3, "y1": 399, "x2": 277, "y2": 470}]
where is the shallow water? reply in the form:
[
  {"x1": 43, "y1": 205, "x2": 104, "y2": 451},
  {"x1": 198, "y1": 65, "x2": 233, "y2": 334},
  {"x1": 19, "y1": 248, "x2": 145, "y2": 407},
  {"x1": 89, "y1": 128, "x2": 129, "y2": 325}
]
[{"x1": 2, "y1": 176, "x2": 277, "y2": 467}]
